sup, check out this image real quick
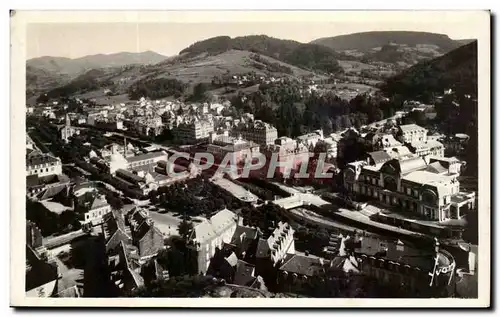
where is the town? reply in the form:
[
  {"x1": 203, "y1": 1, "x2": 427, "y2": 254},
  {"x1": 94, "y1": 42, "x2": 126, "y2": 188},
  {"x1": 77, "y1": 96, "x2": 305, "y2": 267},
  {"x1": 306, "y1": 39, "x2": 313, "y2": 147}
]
[{"x1": 25, "y1": 81, "x2": 478, "y2": 298}]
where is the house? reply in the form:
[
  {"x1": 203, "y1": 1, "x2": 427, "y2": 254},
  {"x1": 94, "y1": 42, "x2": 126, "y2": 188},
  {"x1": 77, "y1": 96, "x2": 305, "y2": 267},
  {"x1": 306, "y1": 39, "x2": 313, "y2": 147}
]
[
  {"x1": 188, "y1": 209, "x2": 239, "y2": 275},
  {"x1": 83, "y1": 194, "x2": 112, "y2": 225},
  {"x1": 26, "y1": 150, "x2": 62, "y2": 178},
  {"x1": 127, "y1": 208, "x2": 164, "y2": 262},
  {"x1": 396, "y1": 124, "x2": 428, "y2": 144},
  {"x1": 101, "y1": 209, "x2": 132, "y2": 253}
]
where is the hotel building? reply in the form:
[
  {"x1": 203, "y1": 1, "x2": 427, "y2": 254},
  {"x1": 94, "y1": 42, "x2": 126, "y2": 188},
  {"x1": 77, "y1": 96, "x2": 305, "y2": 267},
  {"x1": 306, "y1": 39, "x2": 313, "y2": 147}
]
[
  {"x1": 343, "y1": 155, "x2": 475, "y2": 222},
  {"x1": 232, "y1": 120, "x2": 278, "y2": 146}
]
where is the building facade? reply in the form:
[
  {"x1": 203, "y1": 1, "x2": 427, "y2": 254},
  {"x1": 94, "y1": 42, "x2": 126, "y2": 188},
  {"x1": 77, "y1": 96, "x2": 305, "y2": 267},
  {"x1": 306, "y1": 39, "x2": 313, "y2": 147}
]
[
  {"x1": 343, "y1": 156, "x2": 475, "y2": 222},
  {"x1": 188, "y1": 209, "x2": 239, "y2": 275},
  {"x1": 232, "y1": 120, "x2": 278, "y2": 146},
  {"x1": 26, "y1": 151, "x2": 63, "y2": 178},
  {"x1": 174, "y1": 119, "x2": 214, "y2": 144}
]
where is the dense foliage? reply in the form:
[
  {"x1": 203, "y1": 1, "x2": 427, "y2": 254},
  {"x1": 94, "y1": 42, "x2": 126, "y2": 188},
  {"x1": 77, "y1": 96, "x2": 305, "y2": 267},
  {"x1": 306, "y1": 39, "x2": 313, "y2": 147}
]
[
  {"x1": 41, "y1": 70, "x2": 114, "y2": 101},
  {"x1": 312, "y1": 31, "x2": 462, "y2": 52},
  {"x1": 229, "y1": 79, "x2": 396, "y2": 138},
  {"x1": 128, "y1": 78, "x2": 187, "y2": 100},
  {"x1": 248, "y1": 53, "x2": 293, "y2": 74},
  {"x1": 381, "y1": 41, "x2": 478, "y2": 177},
  {"x1": 381, "y1": 41, "x2": 477, "y2": 102},
  {"x1": 148, "y1": 176, "x2": 245, "y2": 218},
  {"x1": 26, "y1": 199, "x2": 82, "y2": 237}
]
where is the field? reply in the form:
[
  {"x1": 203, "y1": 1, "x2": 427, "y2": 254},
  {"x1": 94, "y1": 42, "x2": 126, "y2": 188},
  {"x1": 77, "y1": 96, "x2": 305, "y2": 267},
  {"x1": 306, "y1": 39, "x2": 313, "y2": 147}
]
[{"x1": 337, "y1": 60, "x2": 375, "y2": 73}]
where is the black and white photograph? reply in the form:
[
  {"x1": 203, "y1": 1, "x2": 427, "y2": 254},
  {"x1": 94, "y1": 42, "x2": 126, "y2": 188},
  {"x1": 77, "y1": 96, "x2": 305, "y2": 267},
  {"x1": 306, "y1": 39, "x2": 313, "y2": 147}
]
[{"x1": 10, "y1": 10, "x2": 491, "y2": 307}]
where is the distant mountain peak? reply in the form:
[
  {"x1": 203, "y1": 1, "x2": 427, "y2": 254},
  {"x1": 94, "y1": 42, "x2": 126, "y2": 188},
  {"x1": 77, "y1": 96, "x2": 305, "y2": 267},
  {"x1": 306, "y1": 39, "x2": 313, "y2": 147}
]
[{"x1": 27, "y1": 51, "x2": 168, "y2": 76}]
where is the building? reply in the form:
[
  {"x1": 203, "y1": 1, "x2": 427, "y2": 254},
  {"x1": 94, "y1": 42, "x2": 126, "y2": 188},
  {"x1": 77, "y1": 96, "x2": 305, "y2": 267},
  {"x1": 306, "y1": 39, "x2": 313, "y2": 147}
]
[
  {"x1": 396, "y1": 124, "x2": 428, "y2": 144},
  {"x1": 345, "y1": 235, "x2": 457, "y2": 296},
  {"x1": 60, "y1": 114, "x2": 80, "y2": 143},
  {"x1": 232, "y1": 120, "x2": 278, "y2": 146},
  {"x1": 207, "y1": 131, "x2": 260, "y2": 165},
  {"x1": 127, "y1": 208, "x2": 165, "y2": 262},
  {"x1": 101, "y1": 209, "x2": 133, "y2": 253},
  {"x1": 255, "y1": 221, "x2": 295, "y2": 266},
  {"x1": 296, "y1": 130, "x2": 324, "y2": 149},
  {"x1": 83, "y1": 194, "x2": 112, "y2": 225},
  {"x1": 132, "y1": 116, "x2": 163, "y2": 137},
  {"x1": 26, "y1": 222, "x2": 59, "y2": 297},
  {"x1": 262, "y1": 137, "x2": 310, "y2": 177},
  {"x1": 26, "y1": 150, "x2": 62, "y2": 178},
  {"x1": 375, "y1": 134, "x2": 402, "y2": 151},
  {"x1": 407, "y1": 140, "x2": 445, "y2": 160},
  {"x1": 188, "y1": 208, "x2": 239, "y2": 275},
  {"x1": 318, "y1": 136, "x2": 339, "y2": 160},
  {"x1": 174, "y1": 119, "x2": 214, "y2": 144},
  {"x1": 343, "y1": 156, "x2": 476, "y2": 222},
  {"x1": 108, "y1": 149, "x2": 168, "y2": 174}
]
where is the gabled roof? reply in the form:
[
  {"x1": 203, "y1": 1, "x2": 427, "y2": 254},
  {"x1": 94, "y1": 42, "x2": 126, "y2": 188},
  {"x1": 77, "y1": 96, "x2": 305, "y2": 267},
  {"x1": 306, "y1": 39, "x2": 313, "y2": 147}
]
[
  {"x1": 230, "y1": 225, "x2": 259, "y2": 249},
  {"x1": 233, "y1": 260, "x2": 256, "y2": 286},
  {"x1": 425, "y1": 161, "x2": 448, "y2": 174},
  {"x1": 400, "y1": 124, "x2": 426, "y2": 133},
  {"x1": 368, "y1": 151, "x2": 392, "y2": 164},
  {"x1": 190, "y1": 209, "x2": 237, "y2": 244},
  {"x1": 90, "y1": 195, "x2": 109, "y2": 210},
  {"x1": 126, "y1": 151, "x2": 168, "y2": 163},
  {"x1": 279, "y1": 254, "x2": 325, "y2": 277},
  {"x1": 255, "y1": 238, "x2": 271, "y2": 258}
]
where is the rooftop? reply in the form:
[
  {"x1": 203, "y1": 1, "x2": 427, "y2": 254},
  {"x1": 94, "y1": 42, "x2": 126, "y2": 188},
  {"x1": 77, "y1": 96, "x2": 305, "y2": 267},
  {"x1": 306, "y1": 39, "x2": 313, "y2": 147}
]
[
  {"x1": 126, "y1": 151, "x2": 167, "y2": 164},
  {"x1": 402, "y1": 170, "x2": 454, "y2": 187},
  {"x1": 349, "y1": 236, "x2": 437, "y2": 271},
  {"x1": 191, "y1": 209, "x2": 237, "y2": 244},
  {"x1": 400, "y1": 124, "x2": 426, "y2": 133},
  {"x1": 279, "y1": 253, "x2": 325, "y2": 277}
]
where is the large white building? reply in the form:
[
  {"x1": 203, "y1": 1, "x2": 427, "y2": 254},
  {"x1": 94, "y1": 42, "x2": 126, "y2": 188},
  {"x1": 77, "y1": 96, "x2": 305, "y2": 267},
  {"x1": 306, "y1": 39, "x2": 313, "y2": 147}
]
[
  {"x1": 83, "y1": 195, "x2": 112, "y2": 225},
  {"x1": 343, "y1": 155, "x2": 475, "y2": 222},
  {"x1": 174, "y1": 119, "x2": 214, "y2": 144},
  {"x1": 108, "y1": 149, "x2": 169, "y2": 174},
  {"x1": 26, "y1": 150, "x2": 62, "y2": 178},
  {"x1": 396, "y1": 124, "x2": 428, "y2": 144},
  {"x1": 232, "y1": 120, "x2": 278, "y2": 146},
  {"x1": 207, "y1": 131, "x2": 260, "y2": 165},
  {"x1": 188, "y1": 209, "x2": 238, "y2": 275}
]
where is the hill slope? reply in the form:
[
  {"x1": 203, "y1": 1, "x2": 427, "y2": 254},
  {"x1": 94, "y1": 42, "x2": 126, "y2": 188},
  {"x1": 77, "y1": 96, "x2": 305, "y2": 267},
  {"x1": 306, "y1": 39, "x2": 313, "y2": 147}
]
[
  {"x1": 180, "y1": 35, "x2": 343, "y2": 73},
  {"x1": 311, "y1": 31, "x2": 473, "y2": 65},
  {"x1": 311, "y1": 31, "x2": 463, "y2": 52},
  {"x1": 26, "y1": 65, "x2": 72, "y2": 98},
  {"x1": 27, "y1": 51, "x2": 168, "y2": 76},
  {"x1": 37, "y1": 49, "x2": 322, "y2": 101},
  {"x1": 380, "y1": 40, "x2": 477, "y2": 99}
]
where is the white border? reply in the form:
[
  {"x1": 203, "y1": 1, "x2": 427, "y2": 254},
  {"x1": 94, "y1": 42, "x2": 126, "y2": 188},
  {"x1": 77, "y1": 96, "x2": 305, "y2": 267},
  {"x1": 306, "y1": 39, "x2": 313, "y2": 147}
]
[{"x1": 10, "y1": 10, "x2": 491, "y2": 308}]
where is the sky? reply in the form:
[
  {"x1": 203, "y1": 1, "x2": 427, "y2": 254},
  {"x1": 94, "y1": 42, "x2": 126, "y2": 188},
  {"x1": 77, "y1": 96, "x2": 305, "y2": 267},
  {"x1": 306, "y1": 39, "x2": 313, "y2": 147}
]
[{"x1": 25, "y1": 11, "x2": 484, "y2": 60}]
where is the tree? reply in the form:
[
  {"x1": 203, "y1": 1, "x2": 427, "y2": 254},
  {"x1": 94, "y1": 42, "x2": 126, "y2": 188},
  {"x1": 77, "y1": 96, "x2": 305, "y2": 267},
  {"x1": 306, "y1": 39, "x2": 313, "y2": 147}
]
[
  {"x1": 178, "y1": 217, "x2": 194, "y2": 241},
  {"x1": 191, "y1": 83, "x2": 209, "y2": 102}
]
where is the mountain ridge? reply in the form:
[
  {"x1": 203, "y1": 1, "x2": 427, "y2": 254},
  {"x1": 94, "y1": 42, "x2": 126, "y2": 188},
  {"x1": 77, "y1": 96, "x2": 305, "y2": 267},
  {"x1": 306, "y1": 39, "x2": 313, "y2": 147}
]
[
  {"x1": 27, "y1": 51, "x2": 169, "y2": 76},
  {"x1": 310, "y1": 31, "x2": 466, "y2": 52}
]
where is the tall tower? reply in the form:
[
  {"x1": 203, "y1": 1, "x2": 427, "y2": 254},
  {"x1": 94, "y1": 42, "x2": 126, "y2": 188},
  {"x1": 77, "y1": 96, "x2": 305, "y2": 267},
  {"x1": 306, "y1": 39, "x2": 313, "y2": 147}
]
[{"x1": 65, "y1": 113, "x2": 71, "y2": 127}]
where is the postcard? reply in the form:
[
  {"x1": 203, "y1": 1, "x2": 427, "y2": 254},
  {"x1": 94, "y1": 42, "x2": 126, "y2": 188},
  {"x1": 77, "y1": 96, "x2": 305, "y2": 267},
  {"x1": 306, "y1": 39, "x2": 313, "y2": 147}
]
[{"x1": 10, "y1": 10, "x2": 490, "y2": 308}]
